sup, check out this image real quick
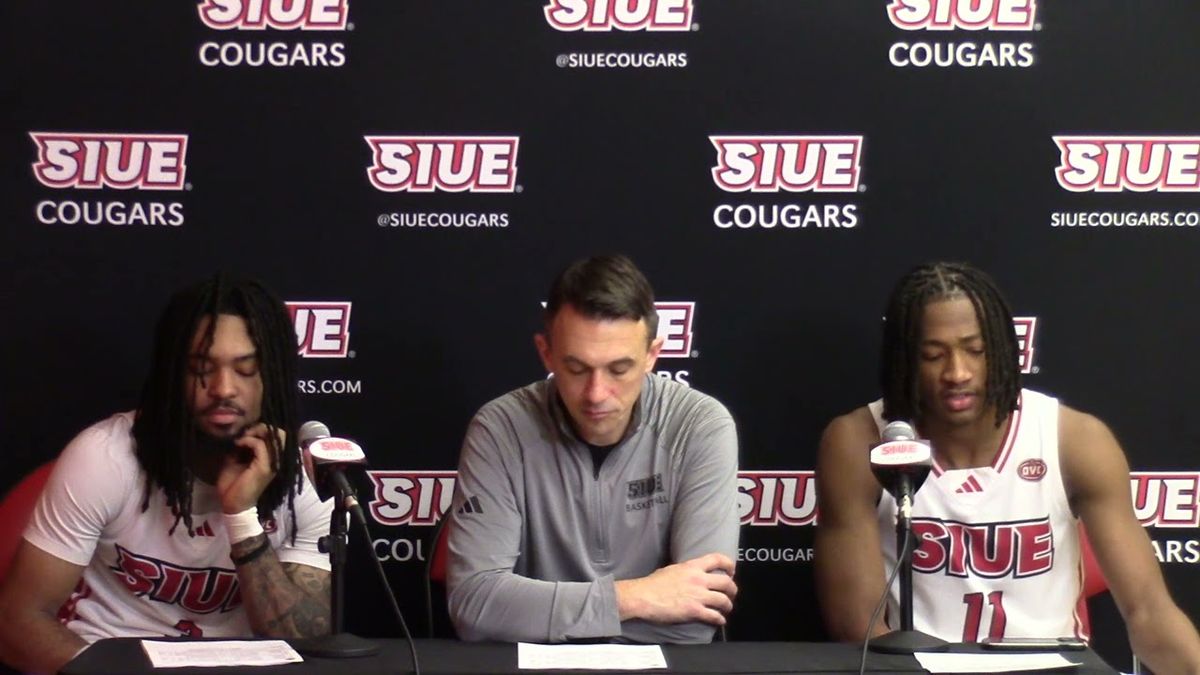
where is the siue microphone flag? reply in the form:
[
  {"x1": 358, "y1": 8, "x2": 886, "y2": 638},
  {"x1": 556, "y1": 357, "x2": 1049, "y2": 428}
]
[
  {"x1": 299, "y1": 420, "x2": 367, "y2": 505},
  {"x1": 869, "y1": 421, "x2": 932, "y2": 518}
]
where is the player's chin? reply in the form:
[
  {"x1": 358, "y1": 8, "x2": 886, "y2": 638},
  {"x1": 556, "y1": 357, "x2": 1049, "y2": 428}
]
[
  {"x1": 198, "y1": 420, "x2": 246, "y2": 441},
  {"x1": 939, "y1": 406, "x2": 983, "y2": 427}
]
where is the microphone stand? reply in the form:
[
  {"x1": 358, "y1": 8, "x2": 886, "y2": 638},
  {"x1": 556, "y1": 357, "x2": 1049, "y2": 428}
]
[
  {"x1": 869, "y1": 475, "x2": 949, "y2": 654},
  {"x1": 292, "y1": 476, "x2": 380, "y2": 658}
]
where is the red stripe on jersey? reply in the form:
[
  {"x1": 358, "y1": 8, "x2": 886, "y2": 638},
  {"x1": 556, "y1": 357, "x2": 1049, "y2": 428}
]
[{"x1": 992, "y1": 394, "x2": 1025, "y2": 472}]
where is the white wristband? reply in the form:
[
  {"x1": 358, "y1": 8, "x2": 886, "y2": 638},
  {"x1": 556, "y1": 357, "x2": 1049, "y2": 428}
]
[{"x1": 222, "y1": 506, "x2": 264, "y2": 543}]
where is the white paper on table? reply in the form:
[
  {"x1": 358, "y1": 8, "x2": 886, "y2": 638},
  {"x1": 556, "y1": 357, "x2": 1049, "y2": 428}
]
[
  {"x1": 140, "y1": 640, "x2": 304, "y2": 668},
  {"x1": 914, "y1": 651, "x2": 1079, "y2": 673},
  {"x1": 517, "y1": 642, "x2": 667, "y2": 670}
]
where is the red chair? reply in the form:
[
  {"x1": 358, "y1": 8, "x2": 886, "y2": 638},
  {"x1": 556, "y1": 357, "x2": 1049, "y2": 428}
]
[{"x1": 0, "y1": 462, "x2": 56, "y2": 583}]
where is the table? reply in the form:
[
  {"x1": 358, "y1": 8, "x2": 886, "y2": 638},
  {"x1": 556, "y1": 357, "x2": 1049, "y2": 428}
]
[{"x1": 62, "y1": 638, "x2": 1118, "y2": 674}]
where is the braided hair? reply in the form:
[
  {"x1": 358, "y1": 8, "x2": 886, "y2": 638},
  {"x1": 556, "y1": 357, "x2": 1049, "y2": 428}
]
[
  {"x1": 131, "y1": 274, "x2": 302, "y2": 538},
  {"x1": 880, "y1": 262, "x2": 1021, "y2": 428}
]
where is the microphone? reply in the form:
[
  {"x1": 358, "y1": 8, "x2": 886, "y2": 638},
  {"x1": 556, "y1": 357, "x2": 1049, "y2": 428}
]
[
  {"x1": 298, "y1": 420, "x2": 367, "y2": 522},
  {"x1": 869, "y1": 420, "x2": 932, "y2": 523},
  {"x1": 291, "y1": 422, "x2": 388, "y2": 660},
  {"x1": 299, "y1": 420, "x2": 330, "y2": 485},
  {"x1": 864, "y1": 420, "x2": 949, "y2": 654}
]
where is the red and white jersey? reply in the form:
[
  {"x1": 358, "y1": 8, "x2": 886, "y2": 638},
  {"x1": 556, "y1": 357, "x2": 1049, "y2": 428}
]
[
  {"x1": 870, "y1": 389, "x2": 1086, "y2": 642},
  {"x1": 24, "y1": 412, "x2": 332, "y2": 643}
]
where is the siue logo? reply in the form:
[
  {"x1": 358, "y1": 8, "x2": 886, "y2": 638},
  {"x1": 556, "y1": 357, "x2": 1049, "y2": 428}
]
[
  {"x1": 365, "y1": 136, "x2": 520, "y2": 193},
  {"x1": 314, "y1": 437, "x2": 355, "y2": 451},
  {"x1": 1053, "y1": 137, "x2": 1200, "y2": 193},
  {"x1": 887, "y1": 0, "x2": 1037, "y2": 31},
  {"x1": 710, "y1": 136, "x2": 863, "y2": 193},
  {"x1": 655, "y1": 302, "x2": 695, "y2": 358},
  {"x1": 738, "y1": 471, "x2": 817, "y2": 526},
  {"x1": 886, "y1": 0, "x2": 1037, "y2": 68},
  {"x1": 110, "y1": 545, "x2": 241, "y2": 614},
  {"x1": 627, "y1": 473, "x2": 664, "y2": 500},
  {"x1": 1132, "y1": 473, "x2": 1200, "y2": 528},
  {"x1": 198, "y1": 0, "x2": 350, "y2": 30},
  {"x1": 910, "y1": 517, "x2": 1054, "y2": 578},
  {"x1": 31, "y1": 132, "x2": 188, "y2": 191},
  {"x1": 29, "y1": 132, "x2": 188, "y2": 227},
  {"x1": 367, "y1": 471, "x2": 457, "y2": 526},
  {"x1": 626, "y1": 473, "x2": 668, "y2": 512},
  {"x1": 286, "y1": 301, "x2": 351, "y2": 358},
  {"x1": 544, "y1": 0, "x2": 693, "y2": 32},
  {"x1": 196, "y1": 0, "x2": 349, "y2": 67},
  {"x1": 709, "y1": 136, "x2": 861, "y2": 229},
  {"x1": 1012, "y1": 316, "x2": 1037, "y2": 374},
  {"x1": 876, "y1": 441, "x2": 927, "y2": 459},
  {"x1": 536, "y1": 300, "x2": 696, "y2": 358}
]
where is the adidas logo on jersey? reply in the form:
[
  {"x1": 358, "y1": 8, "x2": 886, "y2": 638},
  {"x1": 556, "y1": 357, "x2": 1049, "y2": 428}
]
[
  {"x1": 955, "y1": 474, "x2": 984, "y2": 494},
  {"x1": 457, "y1": 495, "x2": 484, "y2": 516}
]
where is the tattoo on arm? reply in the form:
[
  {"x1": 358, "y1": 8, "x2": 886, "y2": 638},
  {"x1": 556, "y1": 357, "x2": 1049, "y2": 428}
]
[
  {"x1": 273, "y1": 564, "x2": 332, "y2": 636},
  {"x1": 231, "y1": 534, "x2": 332, "y2": 638}
]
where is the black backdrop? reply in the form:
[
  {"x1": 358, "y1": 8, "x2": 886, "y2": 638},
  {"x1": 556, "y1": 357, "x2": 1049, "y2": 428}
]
[{"x1": 4, "y1": 0, "x2": 1200, "y2": 664}]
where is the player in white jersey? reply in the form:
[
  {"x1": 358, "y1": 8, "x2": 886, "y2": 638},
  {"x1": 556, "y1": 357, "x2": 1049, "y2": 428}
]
[
  {"x1": 815, "y1": 262, "x2": 1200, "y2": 673},
  {"x1": 0, "y1": 276, "x2": 333, "y2": 674},
  {"x1": 868, "y1": 389, "x2": 1083, "y2": 642}
]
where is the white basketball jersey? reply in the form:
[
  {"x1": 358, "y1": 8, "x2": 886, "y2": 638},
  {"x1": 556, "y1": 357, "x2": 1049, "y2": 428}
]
[
  {"x1": 24, "y1": 412, "x2": 331, "y2": 643},
  {"x1": 871, "y1": 389, "x2": 1086, "y2": 642}
]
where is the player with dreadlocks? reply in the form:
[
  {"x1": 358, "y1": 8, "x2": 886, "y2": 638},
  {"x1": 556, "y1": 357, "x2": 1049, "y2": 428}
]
[
  {"x1": 133, "y1": 275, "x2": 303, "y2": 538},
  {"x1": 0, "y1": 275, "x2": 333, "y2": 674},
  {"x1": 814, "y1": 262, "x2": 1200, "y2": 673}
]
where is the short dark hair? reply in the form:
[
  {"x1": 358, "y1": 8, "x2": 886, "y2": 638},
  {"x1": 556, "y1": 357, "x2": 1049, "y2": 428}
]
[
  {"x1": 131, "y1": 274, "x2": 303, "y2": 538},
  {"x1": 880, "y1": 261, "x2": 1021, "y2": 427},
  {"x1": 544, "y1": 254, "x2": 659, "y2": 340}
]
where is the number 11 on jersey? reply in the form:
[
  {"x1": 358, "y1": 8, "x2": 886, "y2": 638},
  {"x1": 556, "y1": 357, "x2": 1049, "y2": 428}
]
[{"x1": 963, "y1": 591, "x2": 1007, "y2": 642}]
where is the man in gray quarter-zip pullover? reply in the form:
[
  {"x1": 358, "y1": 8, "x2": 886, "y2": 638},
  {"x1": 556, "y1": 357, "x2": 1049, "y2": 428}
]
[{"x1": 446, "y1": 255, "x2": 740, "y2": 644}]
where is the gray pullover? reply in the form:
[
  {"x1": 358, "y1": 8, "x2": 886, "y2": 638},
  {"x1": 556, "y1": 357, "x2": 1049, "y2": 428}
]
[{"x1": 446, "y1": 374, "x2": 739, "y2": 643}]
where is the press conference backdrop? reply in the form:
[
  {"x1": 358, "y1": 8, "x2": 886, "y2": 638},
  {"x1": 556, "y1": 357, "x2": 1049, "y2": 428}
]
[{"x1": 3, "y1": 0, "x2": 1199, "y2": 662}]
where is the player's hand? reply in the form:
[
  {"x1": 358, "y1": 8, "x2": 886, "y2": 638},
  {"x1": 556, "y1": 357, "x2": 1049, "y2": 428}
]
[
  {"x1": 615, "y1": 553, "x2": 738, "y2": 626},
  {"x1": 216, "y1": 422, "x2": 282, "y2": 514}
]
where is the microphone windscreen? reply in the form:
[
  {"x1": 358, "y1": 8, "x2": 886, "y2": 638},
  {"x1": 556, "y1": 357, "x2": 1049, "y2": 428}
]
[
  {"x1": 881, "y1": 420, "x2": 916, "y2": 443},
  {"x1": 299, "y1": 420, "x2": 331, "y2": 448}
]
